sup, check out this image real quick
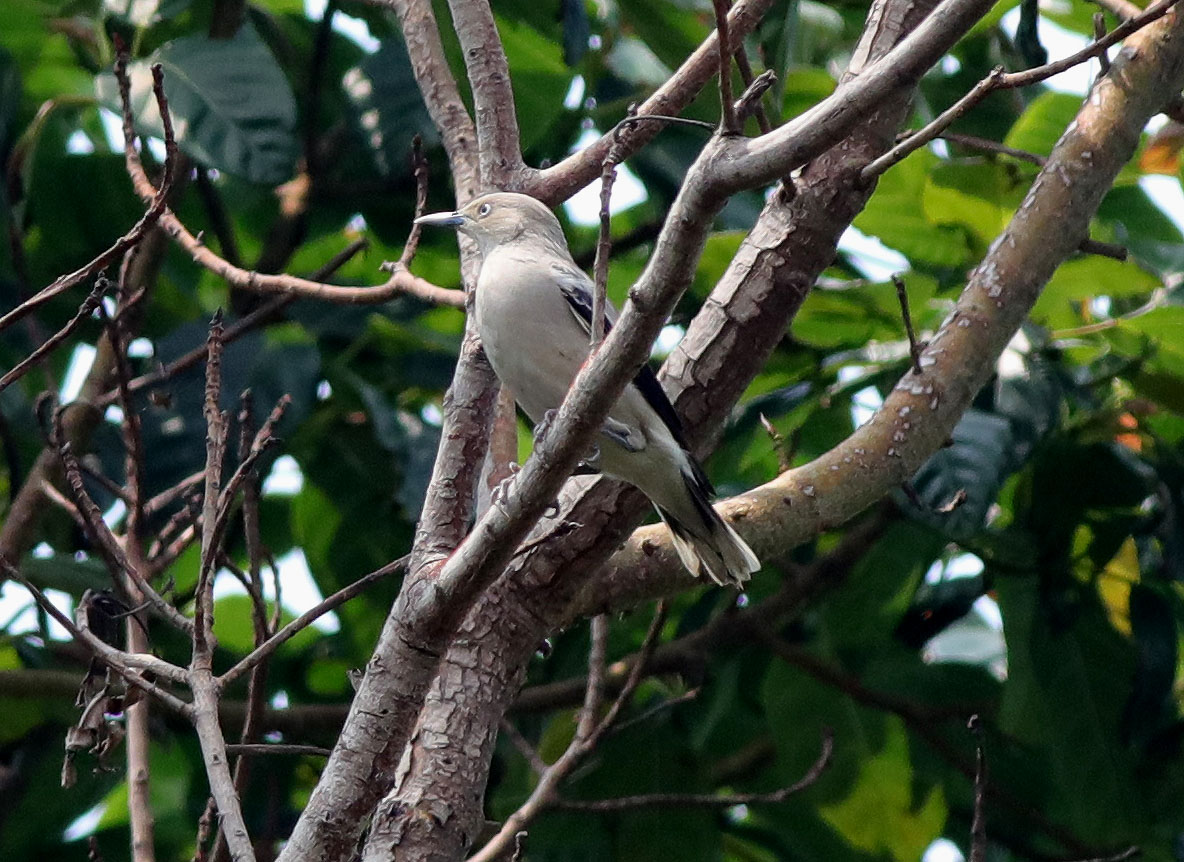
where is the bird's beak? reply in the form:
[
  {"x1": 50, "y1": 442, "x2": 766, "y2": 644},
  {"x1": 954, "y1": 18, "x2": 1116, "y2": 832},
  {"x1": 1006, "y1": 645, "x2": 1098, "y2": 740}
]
[{"x1": 414, "y1": 211, "x2": 466, "y2": 228}]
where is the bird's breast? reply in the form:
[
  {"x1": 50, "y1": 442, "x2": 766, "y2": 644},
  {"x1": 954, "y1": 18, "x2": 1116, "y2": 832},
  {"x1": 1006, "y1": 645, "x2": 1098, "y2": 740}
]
[{"x1": 475, "y1": 252, "x2": 589, "y2": 422}]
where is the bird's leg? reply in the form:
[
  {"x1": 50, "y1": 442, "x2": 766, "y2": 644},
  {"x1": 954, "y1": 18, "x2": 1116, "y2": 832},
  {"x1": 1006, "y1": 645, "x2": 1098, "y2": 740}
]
[
  {"x1": 491, "y1": 461, "x2": 564, "y2": 519},
  {"x1": 532, "y1": 409, "x2": 559, "y2": 447}
]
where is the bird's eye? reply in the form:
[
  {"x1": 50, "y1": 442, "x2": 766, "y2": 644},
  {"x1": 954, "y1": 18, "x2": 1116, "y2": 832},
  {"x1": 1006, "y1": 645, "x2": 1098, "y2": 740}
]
[{"x1": 478, "y1": 203, "x2": 492, "y2": 217}]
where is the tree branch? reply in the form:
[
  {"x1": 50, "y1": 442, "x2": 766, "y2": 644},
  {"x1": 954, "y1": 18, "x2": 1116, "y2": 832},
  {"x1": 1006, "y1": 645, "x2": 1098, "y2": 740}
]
[
  {"x1": 861, "y1": 0, "x2": 1184, "y2": 180},
  {"x1": 111, "y1": 55, "x2": 462, "y2": 309},
  {"x1": 526, "y1": 0, "x2": 776, "y2": 204},
  {"x1": 382, "y1": 0, "x2": 480, "y2": 199},
  {"x1": 445, "y1": 0, "x2": 524, "y2": 184},
  {"x1": 711, "y1": 0, "x2": 1002, "y2": 193}
]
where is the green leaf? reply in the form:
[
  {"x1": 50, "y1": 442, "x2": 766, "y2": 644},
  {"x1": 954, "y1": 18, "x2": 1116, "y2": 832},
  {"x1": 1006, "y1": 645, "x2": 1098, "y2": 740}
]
[
  {"x1": 855, "y1": 150, "x2": 973, "y2": 269},
  {"x1": 95, "y1": 26, "x2": 297, "y2": 184},
  {"x1": 1033, "y1": 256, "x2": 1160, "y2": 326},
  {"x1": 995, "y1": 576, "x2": 1145, "y2": 842},
  {"x1": 922, "y1": 161, "x2": 1028, "y2": 249},
  {"x1": 1121, "y1": 584, "x2": 1179, "y2": 747},
  {"x1": 1004, "y1": 91, "x2": 1080, "y2": 157}
]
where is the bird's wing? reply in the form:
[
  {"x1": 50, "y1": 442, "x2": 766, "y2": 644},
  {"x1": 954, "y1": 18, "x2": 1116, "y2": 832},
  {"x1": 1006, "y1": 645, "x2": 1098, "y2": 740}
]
[{"x1": 549, "y1": 262, "x2": 691, "y2": 451}]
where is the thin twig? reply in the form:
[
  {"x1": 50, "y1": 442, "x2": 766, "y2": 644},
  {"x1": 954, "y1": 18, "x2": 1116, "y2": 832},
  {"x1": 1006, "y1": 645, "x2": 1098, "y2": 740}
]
[
  {"x1": 934, "y1": 134, "x2": 1127, "y2": 259},
  {"x1": 861, "y1": 0, "x2": 1183, "y2": 180},
  {"x1": 939, "y1": 132, "x2": 1047, "y2": 166},
  {"x1": 469, "y1": 615, "x2": 612, "y2": 862},
  {"x1": 0, "y1": 558, "x2": 191, "y2": 703},
  {"x1": 109, "y1": 52, "x2": 460, "y2": 310},
  {"x1": 219, "y1": 555, "x2": 408, "y2": 688},
  {"x1": 399, "y1": 135, "x2": 430, "y2": 268},
  {"x1": 193, "y1": 311, "x2": 227, "y2": 658},
  {"x1": 0, "y1": 64, "x2": 177, "y2": 338},
  {"x1": 619, "y1": 114, "x2": 717, "y2": 132},
  {"x1": 225, "y1": 743, "x2": 333, "y2": 757},
  {"x1": 53, "y1": 416, "x2": 192, "y2": 633},
  {"x1": 472, "y1": 605, "x2": 667, "y2": 862},
  {"x1": 100, "y1": 300, "x2": 147, "y2": 544},
  {"x1": 969, "y1": 715, "x2": 987, "y2": 862},
  {"x1": 892, "y1": 274, "x2": 924, "y2": 375},
  {"x1": 1094, "y1": 13, "x2": 1112, "y2": 76},
  {"x1": 712, "y1": 0, "x2": 739, "y2": 133},
  {"x1": 552, "y1": 729, "x2": 833, "y2": 811},
  {"x1": 591, "y1": 112, "x2": 634, "y2": 346},
  {"x1": 499, "y1": 718, "x2": 549, "y2": 775},
  {"x1": 734, "y1": 69, "x2": 776, "y2": 129},
  {"x1": 105, "y1": 237, "x2": 367, "y2": 409},
  {"x1": 0, "y1": 279, "x2": 110, "y2": 393}
]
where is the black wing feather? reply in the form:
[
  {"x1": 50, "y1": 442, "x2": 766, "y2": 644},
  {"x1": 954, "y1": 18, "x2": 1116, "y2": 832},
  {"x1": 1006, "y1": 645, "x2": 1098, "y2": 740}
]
[{"x1": 551, "y1": 264, "x2": 691, "y2": 452}]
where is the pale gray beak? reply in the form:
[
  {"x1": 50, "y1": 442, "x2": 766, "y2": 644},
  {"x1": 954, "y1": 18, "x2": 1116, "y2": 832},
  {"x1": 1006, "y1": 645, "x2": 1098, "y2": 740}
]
[{"x1": 414, "y1": 211, "x2": 466, "y2": 228}]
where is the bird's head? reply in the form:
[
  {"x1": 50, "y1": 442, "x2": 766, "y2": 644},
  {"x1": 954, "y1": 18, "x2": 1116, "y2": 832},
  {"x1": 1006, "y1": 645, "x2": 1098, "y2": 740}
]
[{"x1": 415, "y1": 192, "x2": 567, "y2": 257}]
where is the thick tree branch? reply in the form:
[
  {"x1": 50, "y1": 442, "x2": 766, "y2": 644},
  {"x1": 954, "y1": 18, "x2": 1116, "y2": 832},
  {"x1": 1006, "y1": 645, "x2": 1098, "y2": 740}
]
[
  {"x1": 383, "y1": 0, "x2": 480, "y2": 200},
  {"x1": 711, "y1": 0, "x2": 1002, "y2": 193},
  {"x1": 445, "y1": 0, "x2": 524, "y2": 184}
]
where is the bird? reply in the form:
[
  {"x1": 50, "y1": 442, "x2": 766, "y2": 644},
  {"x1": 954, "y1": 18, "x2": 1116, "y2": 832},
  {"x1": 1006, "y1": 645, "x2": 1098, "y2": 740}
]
[{"x1": 416, "y1": 192, "x2": 759, "y2": 587}]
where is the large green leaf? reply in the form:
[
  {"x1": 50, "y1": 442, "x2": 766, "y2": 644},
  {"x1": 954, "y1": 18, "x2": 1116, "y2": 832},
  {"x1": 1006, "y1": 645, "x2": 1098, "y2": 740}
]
[
  {"x1": 95, "y1": 26, "x2": 297, "y2": 184},
  {"x1": 855, "y1": 150, "x2": 973, "y2": 269},
  {"x1": 496, "y1": 15, "x2": 571, "y2": 152},
  {"x1": 922, "y1": 161, "x2": 1029, "y2": 250}
]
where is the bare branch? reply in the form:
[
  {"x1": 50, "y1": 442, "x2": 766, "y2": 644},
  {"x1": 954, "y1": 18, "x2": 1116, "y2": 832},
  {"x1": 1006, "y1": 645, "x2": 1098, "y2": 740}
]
[
  {"x1": 713, "y1": 0, "x2": 1009, "y2": 192},
  {"x1": 892, "y1": 274, "x2": 924, "y2": 375},
  {"x1": 528, "y1": 0, "x2": 776, "y2": 203},
  {"x1": 592, "y1": 1, "x2": 1184, "y2": 615},
  {"x1": 861, "y1": 0, "x2": 1182, "y2": 180},
  {"x1": 224, "y1": 743, "x2": 332, "y2": 758},
  {"x1": 110, "y1": 55, "x2": 460, "y2": 310},
  {"x1": 0, "y1": 60, "x2": 177, "y2": 338},
  {"x1": 445, "y1": 0, "x2": 524, "y2": 183},
  {"x1": 551, "y1": 729, "x2": 833, "y2": 811},
  {"x1": 102, "y1": 237, "x2": 370, "y2": 409},
  {"x1": 969, "y1": 715, "x2": 987, "y2": 862},
  {"x1": 712, "y1": 0, "x2": 739, "y2": 133},
  {"x1": 591, "y1": 117, "x2": 633, "y2": 346},
  {"x1": 0, "y1": 279, "x2": 111, "y2": 393},
  {"x1": 0, "y1": 558, "x2": 190, "y2": 697},
  {"x1": 381, "y1": 0, "x2": 480, "y2": 199},
  {"x1": 193, "y1": 312, "x2": 227, "y2": 658},
  {"x1": 220, "y1": 556, "x2": 408, "y2": 689}
]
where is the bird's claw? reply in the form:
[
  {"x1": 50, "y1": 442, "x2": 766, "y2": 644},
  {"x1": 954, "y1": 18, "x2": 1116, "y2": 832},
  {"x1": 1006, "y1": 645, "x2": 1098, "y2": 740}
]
[
  {"x1": 573, "y1": 444, "x2": 601, "y2": 475},
  {"x1": 533, "y1": 409, "x2": 559, "y2": 446}
]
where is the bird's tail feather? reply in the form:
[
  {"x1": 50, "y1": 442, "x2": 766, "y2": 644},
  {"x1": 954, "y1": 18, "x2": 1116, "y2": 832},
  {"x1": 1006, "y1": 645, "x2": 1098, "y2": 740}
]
[{"x1": 655, "y1": 468, "x2": 759, "y2": 588}]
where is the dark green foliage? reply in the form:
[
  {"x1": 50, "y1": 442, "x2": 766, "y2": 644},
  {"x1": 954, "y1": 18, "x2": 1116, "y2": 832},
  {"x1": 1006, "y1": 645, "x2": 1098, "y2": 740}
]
[{"x1": 2, "y1": 1, "x2": 1184, "y2": 861}]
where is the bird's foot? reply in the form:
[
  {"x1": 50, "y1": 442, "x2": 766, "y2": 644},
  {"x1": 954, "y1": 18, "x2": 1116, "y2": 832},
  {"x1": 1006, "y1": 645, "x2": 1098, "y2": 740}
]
[
  {"x1": 532, "y1": 409, "x2": 559, "y2": 447},
  {"x1": 573, "y1": 444, "x2": 601, "y2": 475}
]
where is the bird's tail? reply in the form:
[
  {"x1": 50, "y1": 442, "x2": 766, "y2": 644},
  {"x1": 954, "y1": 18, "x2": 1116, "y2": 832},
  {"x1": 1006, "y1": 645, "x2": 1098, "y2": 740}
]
[{"x1": 655, "y1": 466, "x2": 760, "y2": 588}]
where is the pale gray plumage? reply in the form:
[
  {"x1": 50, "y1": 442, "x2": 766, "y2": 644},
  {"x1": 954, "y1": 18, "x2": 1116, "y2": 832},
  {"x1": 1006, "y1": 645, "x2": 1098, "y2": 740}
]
[{"x1": 416, "y1": 192, "x2": 759, "y2": 587}]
